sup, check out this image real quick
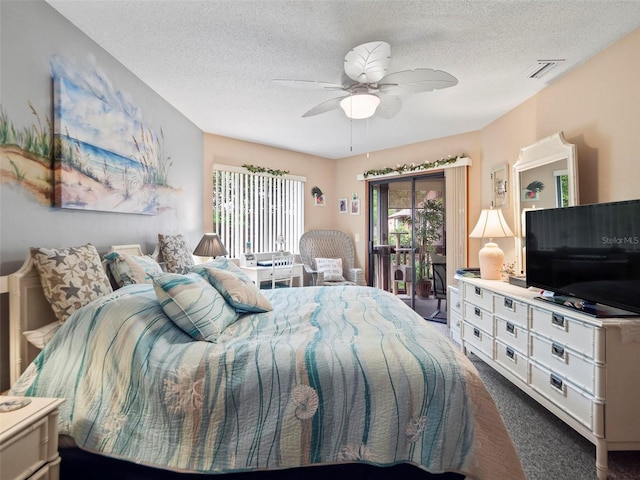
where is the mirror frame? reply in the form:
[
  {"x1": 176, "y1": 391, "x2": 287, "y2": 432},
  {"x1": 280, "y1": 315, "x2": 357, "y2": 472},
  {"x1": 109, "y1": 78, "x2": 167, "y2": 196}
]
[{"x1": 513, "y1": 131, "x2": 579, "y2": 273}]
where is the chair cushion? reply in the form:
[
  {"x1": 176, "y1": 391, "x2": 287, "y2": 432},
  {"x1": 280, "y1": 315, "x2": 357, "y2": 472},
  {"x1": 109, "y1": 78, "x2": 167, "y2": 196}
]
[{"x1": 315, "y1": 257, "x2": 345, "y2": 282}]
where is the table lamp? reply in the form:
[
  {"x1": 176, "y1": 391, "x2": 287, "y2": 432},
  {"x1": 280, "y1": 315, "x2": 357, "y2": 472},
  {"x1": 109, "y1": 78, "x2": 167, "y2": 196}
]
[
  {"x1": 193, "y1": 233, "x2": 228, "y2": 261},
  {"x1": 469, "y1": 208, "x2": 513, "y2": 280}
]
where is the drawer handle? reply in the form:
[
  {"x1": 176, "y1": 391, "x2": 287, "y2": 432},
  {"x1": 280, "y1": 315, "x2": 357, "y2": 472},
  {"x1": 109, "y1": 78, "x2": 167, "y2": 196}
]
[
  {"x1": 474, "y1": 307, "x2": 481, "y2": 317},
  {"x1": 506, "y1": 346, "x2": 515, "y2": 360},
  {"x1": 473, "y1": 327, "x2": 481, "y2": 339},
  {"x1": 474, "y1": 286, "x2": 481, "y2": 296},
  {"x1": 456, "y1": 301, "x2": 461, "y2": 309},
  {"x1": 551, "y1": 342, "x2": 566, "y2": 360},
  {"x1": 504, "y1": 297, "x2": 514, "y2": 310},
  {"x1": 550, "y1": 373, "x2": 564, "y2": 391},
  {"x1": 551, "y1": 313, "x2": 566, "y2": 329},
  {"x1": 506, "y1": 322, "x2": 515, "y2": 334}
]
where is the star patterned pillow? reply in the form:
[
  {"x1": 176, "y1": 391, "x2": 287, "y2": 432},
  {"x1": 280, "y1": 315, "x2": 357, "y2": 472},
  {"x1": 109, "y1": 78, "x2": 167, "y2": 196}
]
[
  {"x1": 31, "y1": 244, "x2": 113, "y2": 322},
  {"x1": 158, "y1": 234, "x2": 195, "y2": 274}
]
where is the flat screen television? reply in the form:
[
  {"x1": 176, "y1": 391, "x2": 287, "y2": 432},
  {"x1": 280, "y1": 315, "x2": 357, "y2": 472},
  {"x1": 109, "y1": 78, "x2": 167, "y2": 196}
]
[{"x1": 526, "y1": 199, "x2": 640, "y2": 317}]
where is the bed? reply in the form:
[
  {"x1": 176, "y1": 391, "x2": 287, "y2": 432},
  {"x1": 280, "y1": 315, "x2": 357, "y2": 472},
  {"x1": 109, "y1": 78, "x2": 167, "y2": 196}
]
[{"x1": 7, "y1": 244, "x2": 525, "y2": 480}]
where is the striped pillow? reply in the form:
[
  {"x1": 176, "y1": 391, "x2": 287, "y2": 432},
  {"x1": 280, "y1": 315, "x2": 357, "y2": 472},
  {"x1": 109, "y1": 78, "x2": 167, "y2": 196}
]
[
  {"x1": 104, "y1": 251, "x2": 163, "y2": 287},
  {"x1": 153, "y1": 272, "x2": 239, "y2": 342},
  {"x1": 203, "y1": 266, "x2": 273, "y2": 313}
]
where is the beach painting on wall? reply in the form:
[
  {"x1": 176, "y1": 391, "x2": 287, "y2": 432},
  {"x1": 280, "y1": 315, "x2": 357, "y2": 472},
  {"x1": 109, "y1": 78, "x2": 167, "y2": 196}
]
[{"x1": 53, "y1": 67, "x2": 158, "y2": 214}]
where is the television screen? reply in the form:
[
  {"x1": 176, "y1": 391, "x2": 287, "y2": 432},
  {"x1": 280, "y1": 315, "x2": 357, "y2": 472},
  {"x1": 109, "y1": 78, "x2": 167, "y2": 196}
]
[{"x1": 526, "y1": 199, "x2": 640, "y2": 316}]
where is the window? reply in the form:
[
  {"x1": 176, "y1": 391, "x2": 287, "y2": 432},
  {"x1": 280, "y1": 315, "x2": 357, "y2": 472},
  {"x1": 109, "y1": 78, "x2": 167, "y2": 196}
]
[
  {"x1": 213, "y1": 165, "x2": 305, "y2": 258},
  {"x1": 554, "y1": 169, "x2": 569, "y2": 207}
]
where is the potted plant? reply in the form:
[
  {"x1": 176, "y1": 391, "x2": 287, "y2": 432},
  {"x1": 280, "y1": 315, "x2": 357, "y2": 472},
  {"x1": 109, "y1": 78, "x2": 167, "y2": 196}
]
[{"x1": 413, "y1": 197, "x2": 445, "y2": 298}]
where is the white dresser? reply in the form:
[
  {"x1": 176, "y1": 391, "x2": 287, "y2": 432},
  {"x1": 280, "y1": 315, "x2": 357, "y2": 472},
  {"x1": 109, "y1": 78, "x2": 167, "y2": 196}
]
[
  {"x1": 447, "y1": 285, "x2": 462, "y2": 345},
  {"x1": 456, "y1": 276, "x2": 640, "y2": 480},
  {"x1": 0, "y1": 396, "x2": 64, "y2": 480}
]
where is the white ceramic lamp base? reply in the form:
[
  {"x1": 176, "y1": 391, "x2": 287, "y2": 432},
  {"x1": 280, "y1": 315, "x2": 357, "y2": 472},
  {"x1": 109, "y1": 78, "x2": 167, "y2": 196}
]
[{"x1": 478, "y1": 242, "x2": 504, "y2": 280}]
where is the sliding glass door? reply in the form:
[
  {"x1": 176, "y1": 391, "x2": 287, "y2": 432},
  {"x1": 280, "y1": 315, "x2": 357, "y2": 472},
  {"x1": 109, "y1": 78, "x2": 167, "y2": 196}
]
[{"x1": 368, "y1": 173, "x2": 445, "y2": 316}]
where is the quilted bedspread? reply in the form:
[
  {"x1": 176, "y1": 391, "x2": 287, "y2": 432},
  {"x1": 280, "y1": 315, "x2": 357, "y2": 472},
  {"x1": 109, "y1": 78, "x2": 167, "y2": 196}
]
[{"x1": 10, "y1": 285, "x2": 524, "y2": 479}]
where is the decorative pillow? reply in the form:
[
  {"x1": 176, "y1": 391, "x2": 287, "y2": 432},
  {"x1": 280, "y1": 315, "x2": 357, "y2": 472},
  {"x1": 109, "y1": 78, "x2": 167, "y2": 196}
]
[
  {"x1": 203, "y1": 266, "x2": 273, "y2": 313},
  {"x1": 31, "y1": 244, "x2": 113, "y2": 322},
  {"x1": 189, "y1": 257, "x2": 241, "y2": 275},
  {"x1": 23, "y1": 321, "x2": 62, "y2": 349},
  {"x1": 315, "y1": 257, "x2": 345, "y2": 282},
  {"x1": 153, "y1": 272, "x2": 239, "y2": 342},
  {"x1": 104, "y1": 251, "x2": 163, "y2": 287},
  {"x1": 158, "y1": 234, "x2": 194, "y2": 274}
]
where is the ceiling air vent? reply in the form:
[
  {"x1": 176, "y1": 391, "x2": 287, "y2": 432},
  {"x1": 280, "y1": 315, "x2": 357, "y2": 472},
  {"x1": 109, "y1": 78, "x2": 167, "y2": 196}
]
[{"x1": 524, "y1": 60, "x2": 565, "y2": 79}]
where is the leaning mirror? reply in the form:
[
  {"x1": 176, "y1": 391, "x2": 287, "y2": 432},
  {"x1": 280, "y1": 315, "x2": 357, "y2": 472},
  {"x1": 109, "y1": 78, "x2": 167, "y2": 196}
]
[{"x1": 513, "y1": 131, "x2": 579, "y2": 274}]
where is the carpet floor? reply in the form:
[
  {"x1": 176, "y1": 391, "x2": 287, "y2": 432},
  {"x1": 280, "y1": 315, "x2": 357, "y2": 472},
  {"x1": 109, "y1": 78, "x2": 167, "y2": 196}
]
[{"x1": 427, "y1": 319, "x2": 640, "y2": 480}]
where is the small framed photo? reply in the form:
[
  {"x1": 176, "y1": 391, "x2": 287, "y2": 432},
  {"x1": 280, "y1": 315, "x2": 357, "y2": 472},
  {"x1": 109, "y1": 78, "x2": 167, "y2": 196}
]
[
  {"x1": 314, "y1": 194, "x2": 326, "y2": 207},
  {"x1": 350, "y1": 198, "x2": 360, "y2": 215},
  {"x1": 339, "y1": 198, "x2": 348, "y2": 213},
  {"x1": 491, "y1": 163, "x2": 509, "y2": 208},
  {"x1": 521, "y1": 189, "x2": 539, "y2": 202}
]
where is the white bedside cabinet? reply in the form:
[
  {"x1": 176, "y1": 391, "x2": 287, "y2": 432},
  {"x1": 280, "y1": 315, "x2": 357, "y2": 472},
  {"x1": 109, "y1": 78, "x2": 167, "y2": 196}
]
[{"x1": 0, "y1": 396, "x2": 64, "y2": 480}]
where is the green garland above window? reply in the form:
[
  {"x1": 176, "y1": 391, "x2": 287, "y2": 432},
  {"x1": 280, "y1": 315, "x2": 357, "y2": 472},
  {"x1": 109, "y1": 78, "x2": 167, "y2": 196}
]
[
  {"x1": 362, "y1": 154, "x2": 466, "y2": 178},
  {"x1": 242, "y1": 164, "x2": 289, "y2": 176}
]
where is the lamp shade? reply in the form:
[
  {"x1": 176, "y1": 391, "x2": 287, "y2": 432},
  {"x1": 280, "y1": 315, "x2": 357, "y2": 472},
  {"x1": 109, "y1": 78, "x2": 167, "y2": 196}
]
[
  {"x1": 339, "y1": 92, "x2": 380, "y2": 119},
  {"x1": 193, "y1": 233, "x2": 228, "y2": 258},
  {"x1": 469, "y1": 208, "x2": 514, "y2": 240},
  {"x1": 469, "y1": 208, "x2": 513, "y2": 280}
]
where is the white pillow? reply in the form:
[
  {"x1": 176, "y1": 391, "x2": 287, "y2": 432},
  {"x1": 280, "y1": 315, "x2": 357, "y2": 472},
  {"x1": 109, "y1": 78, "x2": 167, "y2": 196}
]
[
  {"x1": 315, "y1": 257, "x2": 345, "y2": 282},
  {"x1": 23, "y1": 321, "x2": 62, "y2": 349}
]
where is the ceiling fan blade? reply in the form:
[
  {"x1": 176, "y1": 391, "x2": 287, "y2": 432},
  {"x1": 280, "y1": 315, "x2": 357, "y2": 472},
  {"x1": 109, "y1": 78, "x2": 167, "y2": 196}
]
[
  {"x1": 302, "y1": 96, "x2": 347, "y2": 117},
  {"x1": 272, "y1": 79, "x2": 345, "y2": 91},
  {"x1": 376, "y1": 95, "x2": 401, "y2": 119},
  {"x1": 344, "y1": 41, "x2": 391, "y2": 84},
  {"x1": 378, "y1": 68, "x2": 458, "y2": 95}
]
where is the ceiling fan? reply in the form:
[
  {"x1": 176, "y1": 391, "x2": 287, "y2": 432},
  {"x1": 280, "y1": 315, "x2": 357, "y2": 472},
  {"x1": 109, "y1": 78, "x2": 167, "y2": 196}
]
[{"x1": 273, "y1": 41, "x2": 458, "y2": 120}]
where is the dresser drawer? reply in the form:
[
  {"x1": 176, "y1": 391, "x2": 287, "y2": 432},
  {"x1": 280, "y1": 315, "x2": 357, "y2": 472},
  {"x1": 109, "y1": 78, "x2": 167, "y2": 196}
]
[
  {"x1": 0, "y1": 416, "x2": 48, "y2": 480},
  {"x1": 530, "y1": 361, "x2": 595, "y2": 430},
  {"x1": 30, "y1": 462, "x2": 53, "y2": 480},
  {"x1": 530, "y1": 333, "x2": 596, "y2": 395},
  {"x1": 463, "y1": 283, "x2": 494, "y2": 311},
  {"x1": 495, "y1": 316, "x2": 529, "y2": 354},
  {"x1": 494, "y1": 294, "x2": 529, "y2": 328},
  {"x1": 530, "y1": 306, "x2": 596, "y2": 358},
  {"x1": 463, "y1": 302, "x2": 493, "y2": 334},
  {"x1": 462, "y1": 321, "x2": 494, "y2": 359},
  {"x1": 495, "y1": 340, "x2": 528, "y2": 382},
  {"x1": 448, "y1": 286, "x2": 462, "y2": 315},
  {"x1": 449, "y1": 310, "x2": 462, "y2": 345}
]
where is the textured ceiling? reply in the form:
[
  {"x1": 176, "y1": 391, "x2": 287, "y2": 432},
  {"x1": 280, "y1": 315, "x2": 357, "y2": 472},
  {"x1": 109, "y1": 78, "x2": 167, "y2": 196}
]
[{"x1": 46, "y1": 1, "x2": 640, "y2": 159}]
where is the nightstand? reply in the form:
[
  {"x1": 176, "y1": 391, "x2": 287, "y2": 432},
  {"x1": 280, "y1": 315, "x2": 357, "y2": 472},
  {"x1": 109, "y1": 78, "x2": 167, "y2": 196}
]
[{"x1": 0, "y1": 396, "x2": 65, "y2": 480}]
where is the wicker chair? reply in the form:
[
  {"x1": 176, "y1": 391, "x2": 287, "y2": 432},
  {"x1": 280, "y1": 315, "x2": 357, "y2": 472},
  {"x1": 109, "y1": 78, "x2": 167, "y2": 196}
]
[{"x1": 299, "y1": 230, "x2": 366, "y2": 286}]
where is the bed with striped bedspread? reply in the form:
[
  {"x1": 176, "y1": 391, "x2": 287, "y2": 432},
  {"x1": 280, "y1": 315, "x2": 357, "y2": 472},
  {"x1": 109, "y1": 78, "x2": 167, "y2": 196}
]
[{"x1": 10, "y1": 284, "x2": 524, "y2": 479}]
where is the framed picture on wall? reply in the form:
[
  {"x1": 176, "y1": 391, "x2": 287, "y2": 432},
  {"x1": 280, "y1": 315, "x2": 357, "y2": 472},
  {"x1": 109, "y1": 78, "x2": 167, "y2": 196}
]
[
  {"x1": 339, "y1": 198, "x2": 348, "y2": 213},
  {"x1": 491, "y1": 163, "x2": 509, "y2": 208},
  {"x1": 350, "y1": 199, "x2": 360, "y2": 215}
]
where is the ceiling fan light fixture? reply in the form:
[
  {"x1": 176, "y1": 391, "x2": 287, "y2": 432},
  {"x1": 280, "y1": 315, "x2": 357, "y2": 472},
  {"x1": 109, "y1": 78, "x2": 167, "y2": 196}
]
[{"x1": 339, "y1": 93, "x2": 380, "y2": 119}]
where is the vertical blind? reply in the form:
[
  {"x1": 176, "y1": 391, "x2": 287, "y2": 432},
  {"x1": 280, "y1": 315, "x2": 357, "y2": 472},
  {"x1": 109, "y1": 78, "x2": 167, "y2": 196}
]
[{"x1": 213, "y1": 166, "x2": 305, "y2": 258}]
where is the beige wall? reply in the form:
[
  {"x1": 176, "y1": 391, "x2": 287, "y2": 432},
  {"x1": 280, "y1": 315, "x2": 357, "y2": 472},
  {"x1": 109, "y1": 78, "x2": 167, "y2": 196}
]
[
  {"x1": 481, "y1": 26, "x2": 640, "y2": 264},
  {"x1": 202, "y1": 134, "x2": 336, "y2": 233},
  {"x1": 203, "y1": 27, "x2": 640, "y2": 275},
  {"x1": 333, "y1": 132, "x2": 483, "y2": 272}
]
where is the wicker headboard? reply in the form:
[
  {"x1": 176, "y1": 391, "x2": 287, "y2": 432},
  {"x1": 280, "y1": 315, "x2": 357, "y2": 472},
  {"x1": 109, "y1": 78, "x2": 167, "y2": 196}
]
[{"x1": 8, "y1": 244, "x2": 145, "y2": 386}]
